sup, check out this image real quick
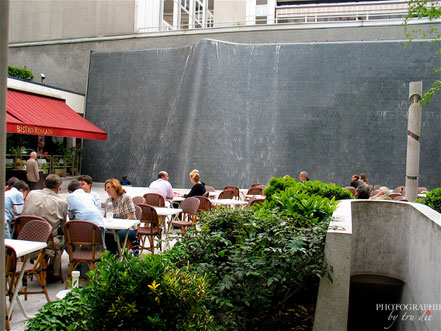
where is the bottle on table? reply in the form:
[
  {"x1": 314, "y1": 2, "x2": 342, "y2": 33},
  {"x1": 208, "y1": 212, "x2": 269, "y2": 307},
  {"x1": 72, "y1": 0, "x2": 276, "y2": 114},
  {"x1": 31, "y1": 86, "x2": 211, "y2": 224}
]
[{"x1": 106, "y1": 201, "x2": 114, "y2": 220}]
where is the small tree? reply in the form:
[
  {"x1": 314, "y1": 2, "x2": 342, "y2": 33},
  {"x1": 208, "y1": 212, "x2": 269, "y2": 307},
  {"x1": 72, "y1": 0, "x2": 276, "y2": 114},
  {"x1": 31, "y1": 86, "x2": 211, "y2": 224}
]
[
  {"x1": 8, "y1": 65, "x2": 33, "y2": 80},
  {"x1": 404, "y1": 0, "x2": 441, "y2": 104}
]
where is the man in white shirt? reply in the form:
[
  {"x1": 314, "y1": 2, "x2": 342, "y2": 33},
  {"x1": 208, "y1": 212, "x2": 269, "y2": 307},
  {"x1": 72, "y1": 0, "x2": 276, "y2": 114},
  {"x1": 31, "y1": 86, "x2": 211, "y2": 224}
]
[
  {"x1": 148, "y1": 171, "x2": 174, "y2": 200},
  {"x1": 66, "y1": 180, "x2": 104, "y2": 229}
]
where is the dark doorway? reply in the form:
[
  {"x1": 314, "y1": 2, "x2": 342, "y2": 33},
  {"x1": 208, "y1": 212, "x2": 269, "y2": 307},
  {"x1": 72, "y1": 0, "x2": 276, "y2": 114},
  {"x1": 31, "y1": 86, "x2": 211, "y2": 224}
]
[{"x1": 348, "y1": 275, "x2": 404, "y2": 331}]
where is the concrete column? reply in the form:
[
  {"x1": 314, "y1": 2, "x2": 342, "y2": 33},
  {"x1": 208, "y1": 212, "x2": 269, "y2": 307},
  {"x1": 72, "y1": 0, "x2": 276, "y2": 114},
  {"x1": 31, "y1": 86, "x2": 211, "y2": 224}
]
[
  {"x1": 0, "y1": 1, "x2": 9, "y2": 330},
  {"x1": 267, "y1": 0, "x2": 276, "y2": 24},
  {"x1": 189, "y1": 0, "x2": 195, "y2": 29},
  {"x1": 405, "y1": 81, "x2": 423, "y2": 202}
]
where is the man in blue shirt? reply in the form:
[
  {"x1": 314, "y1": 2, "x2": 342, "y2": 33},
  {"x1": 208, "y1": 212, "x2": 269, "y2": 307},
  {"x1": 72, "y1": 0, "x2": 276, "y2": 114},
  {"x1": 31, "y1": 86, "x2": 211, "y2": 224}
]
[
  {"x1": 4, "y1": 180, "x2": 30, "y2": 239},
  {"x1": 66, "y1": 180, "x2": 104, "y2": 229}
]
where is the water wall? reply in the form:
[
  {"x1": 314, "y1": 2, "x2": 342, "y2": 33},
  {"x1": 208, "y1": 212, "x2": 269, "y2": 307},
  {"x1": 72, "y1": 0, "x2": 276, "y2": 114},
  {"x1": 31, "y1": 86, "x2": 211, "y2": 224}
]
[{"x1": 83, "y1": 39, "x2": 441, "y2": 189}]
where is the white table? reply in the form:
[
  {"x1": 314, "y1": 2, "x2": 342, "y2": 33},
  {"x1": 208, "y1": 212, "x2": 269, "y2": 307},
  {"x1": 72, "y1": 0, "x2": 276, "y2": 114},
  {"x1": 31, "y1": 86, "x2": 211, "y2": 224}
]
[
  {"x1": 104, "y1": 218, "x2": 140, "y2": 256},
  {"x1": 5, "y1": 239, "x2": 47, "y2": 320},
  {"x1": 210, "y1": 199, "x2": 248, "y2": 207},
  {"x1": 154, "y1": 207, "x2": 182, "y2": 248},
  {"x1": 245, "y1": 194, "x2": 266, "y2": 201}
]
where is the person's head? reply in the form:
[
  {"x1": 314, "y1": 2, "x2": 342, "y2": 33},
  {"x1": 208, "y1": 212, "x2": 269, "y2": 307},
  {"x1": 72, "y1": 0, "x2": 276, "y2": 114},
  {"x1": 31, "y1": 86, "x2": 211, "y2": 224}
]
[
  {"x1": 351, "y1": 174, "x2": 360, "y2": 182},
  {"x1": 68, "y1": 180, "x2": 83, "y2": 193},
  {"x1": 359, "y1": 173, "x2": 368, "y2": 184},
  {"x1": 158, "y1": 171, "x2": 169, "y2": 181},
  {"x1": 105, "y1": 178, "x2": 125, "y2": 199},
  {"x1": 189, "y1": 169, "x2": 200, "y2": 184},
  {"x1": 6, "y1": 177, "x2": 19, "y2": 189},
  {"x1": 355, "y1": 183, "x2": 371, "y2": 199},
  {"x1": 13, "y1": 180, "x2": 30, "y2": 199},
  {"x1": 379, "y1": 186, "x2": 390, "y2": 196},
  {"x1": 30, "y1": 151, "x2": 37, "y2": 159},
  {"x1": 45, "y1": 174, "x2": 63, "y2": 193},
  {"x1": 122, "y1": 175, "x2": 128, "y2": 180},
  {"x1": 78, "y1": 175, "x2": 93, "y2": 193},
  {"x1": 299, "y1": 171, "x2": 309, "y2": 182}
]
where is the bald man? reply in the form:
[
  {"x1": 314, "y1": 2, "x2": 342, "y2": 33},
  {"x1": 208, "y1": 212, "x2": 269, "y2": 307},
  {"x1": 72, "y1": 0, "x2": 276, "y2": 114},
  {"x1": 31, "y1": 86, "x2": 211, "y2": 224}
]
[{"x1": 26, "y1": 151, "x2": 40, "y2": 190}]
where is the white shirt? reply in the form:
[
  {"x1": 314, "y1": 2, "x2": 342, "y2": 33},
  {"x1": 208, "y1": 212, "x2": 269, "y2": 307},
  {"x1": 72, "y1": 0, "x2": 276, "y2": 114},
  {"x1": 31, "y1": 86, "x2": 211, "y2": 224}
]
[{"x1": 148, "y1": 178, "x2": 173, "y2": 200}]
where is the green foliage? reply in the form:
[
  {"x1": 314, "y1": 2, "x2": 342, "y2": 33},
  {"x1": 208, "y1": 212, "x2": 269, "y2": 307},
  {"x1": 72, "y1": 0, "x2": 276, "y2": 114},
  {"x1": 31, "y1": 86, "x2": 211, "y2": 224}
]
[
  {"x1": 26, "y1": 289, "x2": 90, "y2": 330},
  {"x1": 264, "y1": 176, "x2": 353, "y2": 201},
  {"x1": 415, "y1": 187, "x2": 441, "y2": 214},
  {"x1": 165, "y1": 205, "x2": 330, "y2": 330},
  {"x1": 27, "y1": 252, "x2": 215, "y2": 330},
  {"x1": 404, "y1": 0, "x2": 441, "y2": 104},
  {"x1": 254, "y1": 187, "x2": 339, "y2": 226},
  {"x1": 8, "y1": 65, "x2": 34, "y2": 80}
]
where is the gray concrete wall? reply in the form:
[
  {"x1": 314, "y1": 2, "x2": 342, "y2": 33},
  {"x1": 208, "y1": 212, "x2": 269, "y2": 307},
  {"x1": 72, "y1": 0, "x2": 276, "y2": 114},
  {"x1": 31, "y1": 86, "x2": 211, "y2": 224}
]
[
  {"x1": 314, "y1": 200, "x2": 441, "y2": 330},
  {"x1": 81, "y1": 38, "x2": 440, "y2": 189},
  {"x1": 8, "y1": 21, "x2": 440, "y2": 94},
  {"x1": 9, "y1": 0, "x2": 136, "y2": 43}
]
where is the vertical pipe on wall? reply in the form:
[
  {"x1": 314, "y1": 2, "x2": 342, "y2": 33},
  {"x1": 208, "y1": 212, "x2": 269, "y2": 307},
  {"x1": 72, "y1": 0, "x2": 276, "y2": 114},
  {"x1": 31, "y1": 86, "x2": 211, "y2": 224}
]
[
  {"x1": 405, "y1": 81, "x2": 422, "y2": 202},
  {"x1": 0, "y1": 1, "x2": 9, "y2": 330}
]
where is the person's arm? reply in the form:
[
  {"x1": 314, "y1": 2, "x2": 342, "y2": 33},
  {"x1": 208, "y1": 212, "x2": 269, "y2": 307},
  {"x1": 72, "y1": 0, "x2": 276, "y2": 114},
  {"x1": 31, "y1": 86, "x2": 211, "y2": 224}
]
[{"x1": 125, "y1": 212, "x2": 135, "y2": 219}]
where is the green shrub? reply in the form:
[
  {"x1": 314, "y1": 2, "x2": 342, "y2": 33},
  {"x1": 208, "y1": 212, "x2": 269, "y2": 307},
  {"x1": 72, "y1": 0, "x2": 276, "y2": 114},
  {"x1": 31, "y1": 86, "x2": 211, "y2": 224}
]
[
  {"x1": 165, "y1": 207, "x2": 329, "y2": 330},
  {"x1": 27, "y1": 252, "x2": 215, "y2": 331},
  {"x1": 8, "y1": 65, "x2": 33, "y2": 80},
  {"x1": 415, "y1": 188, "x2": 441, "y2": 214},
  {"x1": 264, "y1": 177, "x2": 353, "y2": 201},
  {"x1": 26, "y1": 288, "x2": 90, "y2": 330}
]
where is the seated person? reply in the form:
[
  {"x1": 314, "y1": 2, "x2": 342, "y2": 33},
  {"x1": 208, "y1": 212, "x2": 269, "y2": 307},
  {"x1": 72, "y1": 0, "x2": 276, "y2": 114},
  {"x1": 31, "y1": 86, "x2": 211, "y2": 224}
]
[
  {"x1": 120, "y1": 175, "x2": 131, "y2": 186},
  {"x1": 184, "y1": 169, "x2": 206, "y2": 198},
  {"x1": 22, "y1": 174, "x2": 68, "y2": 280},
  {"x1": 67, "y1": 180, "x2": 104, "y2": 230},
  {"x1": 78, "y1": 175, "x2": 101, "y2": 208},
  {"x1": 4, "y1": 180, "x2": 29, "y2": 239},
  {"x1": 350, "y1": 174, "x2": 361, "y2": 188},
  {"x1": 355, "y1": 183, "x2": 371, "y2": 199},
  {"x1": 371, "y1": 186, "x2": 392, "y2": 200},
  {"x1": 5, "y1": 176, "x2": 19, "y2": 191},
  {"x1": 148, "y1": 171, "x2": 174, "y2": 200},
  {"x1": 104, "y1": 178, "x2": 138, "y2": 256}
]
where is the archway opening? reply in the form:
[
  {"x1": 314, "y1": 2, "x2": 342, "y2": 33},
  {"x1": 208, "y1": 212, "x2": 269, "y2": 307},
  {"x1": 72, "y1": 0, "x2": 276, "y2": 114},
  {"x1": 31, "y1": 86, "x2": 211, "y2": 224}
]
[{"x1": 348, "y1": 274, "x2": 404, "y2": 331}]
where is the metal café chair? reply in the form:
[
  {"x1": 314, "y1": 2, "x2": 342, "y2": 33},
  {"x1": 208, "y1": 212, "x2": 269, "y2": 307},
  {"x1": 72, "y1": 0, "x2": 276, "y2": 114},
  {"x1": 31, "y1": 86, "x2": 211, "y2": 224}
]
[
  {"x1": 5, "y1": 245, "x2": 17, "y2": 331},
  {"x1": 218, "y1": 189, "x2": 234, "y2": 200},
  {"x1": 132, "y1": 196, "x2": 144, "y2": 206},
  {"x1": 171, "y1": 197, "x2": 200, "y2": 235},
  {"x1": 223, "y1": 185, "x2": 240, "y2": 200},
  {"x1": 195, "y1": 196, "x2": 213, "y2": 213},
  {"x1": 16, "y1": 220, "x2": 53, "y2": 302},
  {"x1": 143, "y1": 193, "x2": 165, "y2": 207},
  {"x1": 64, "y1": 220, "x2": 104, "y2": 289}
]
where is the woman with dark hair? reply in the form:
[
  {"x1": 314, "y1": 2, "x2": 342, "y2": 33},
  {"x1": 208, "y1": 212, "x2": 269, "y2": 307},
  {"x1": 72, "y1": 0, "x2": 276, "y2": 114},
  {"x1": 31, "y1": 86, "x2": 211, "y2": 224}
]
[{"x1": 104, "y1": 178, "x2": 138, "y2": 256}]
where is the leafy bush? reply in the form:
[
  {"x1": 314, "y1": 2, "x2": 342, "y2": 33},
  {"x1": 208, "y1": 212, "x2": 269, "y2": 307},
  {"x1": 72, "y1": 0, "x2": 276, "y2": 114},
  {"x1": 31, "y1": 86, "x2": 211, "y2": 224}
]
[
  {"x1": 27, "y1": 252, "x2": 215, "y2": 331},
  {"x1": 165, "y1": 207, "x2": 330, "y2": 330},
  {"x1": 26, "y1": 289, "x2": 90, "y2": 330},
  {"x1": 415, "y1": 188, "x2": 441, "y2": 214},
  {"x1": 254, "y1": 187, "x2": 339, "y2": 227},
  {"x1": 8, "y1": 65, "x2": 33, "y2": 80},
  {"x1": 264, "y1": 177, "x2": 353, "y2": 201}
]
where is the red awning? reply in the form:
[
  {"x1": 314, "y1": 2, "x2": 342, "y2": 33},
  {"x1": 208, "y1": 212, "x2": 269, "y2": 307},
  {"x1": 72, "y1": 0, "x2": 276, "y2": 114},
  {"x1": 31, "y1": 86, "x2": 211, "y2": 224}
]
[{"x1": 6, "y1": 89, "x2": 107, "y2": 141}]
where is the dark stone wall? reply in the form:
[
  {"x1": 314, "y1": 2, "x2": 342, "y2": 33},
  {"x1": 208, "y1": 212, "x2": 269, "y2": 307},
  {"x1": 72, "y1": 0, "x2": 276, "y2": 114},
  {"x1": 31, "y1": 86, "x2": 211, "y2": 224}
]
[{"x1": 83, "y1": 39, "x2": 441, "y2": 189}]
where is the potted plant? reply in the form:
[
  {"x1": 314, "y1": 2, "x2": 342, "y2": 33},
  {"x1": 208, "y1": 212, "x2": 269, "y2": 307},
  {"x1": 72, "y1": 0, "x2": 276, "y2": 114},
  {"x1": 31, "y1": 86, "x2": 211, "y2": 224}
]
[{"x1": 9, "y1": 146, "x2": 26, "y2": 169}]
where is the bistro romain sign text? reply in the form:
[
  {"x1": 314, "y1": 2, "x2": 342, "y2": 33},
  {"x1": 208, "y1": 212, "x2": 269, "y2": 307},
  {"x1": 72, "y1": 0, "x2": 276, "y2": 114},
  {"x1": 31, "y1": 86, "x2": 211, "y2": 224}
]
[{"x1": 16, "y1": 125, "x2": 54, "y2": 136}]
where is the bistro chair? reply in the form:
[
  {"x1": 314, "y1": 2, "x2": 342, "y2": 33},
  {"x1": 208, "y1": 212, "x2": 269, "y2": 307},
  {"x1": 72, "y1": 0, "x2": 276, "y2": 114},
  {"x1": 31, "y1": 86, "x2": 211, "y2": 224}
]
[
  {"x1": 370, "y1": 190, "x2": 379, "y2": 198},
  {"x1": 195, "y1": 196, "x2": 213, "y2": 213},
  {"x1": 16, "y1": 220, "x2": 52, "y2": 302},
  {"x1": 246, "y1": 187, "x2": 263, "y2": 196},
  {"x1": 224, "y1": 185, "x2": 240, "y2": 200},
  {"x1": 135, "y1": 205, "x2": 142, "y2": 220},
  {"x1": 418, "y1": 187, "x2": 428, "y2": 193},
  {"x1": 5, "y1": 245, "x2": 17, "y2": 331},
  {"x1": 14, "y1": 215, "x2": 64, "y2": 283},
  {"x1": 171, "y1": 197, "x2": 200, "y2": 234},
  {"x1": 143, "y1": 193, "x2": 165, "y2": 207},
  {"x1": 389, "y1": 193, "x2": 402, "y2": 200},
  {"x1": 64, "y1": 221, "x2": 104, "y2": 289},
  {"x1": 248, "y1": 198, "x2": 266, "y2": 207},
  {"x1": 218, "y1": 189, "x2": 234, "y2": 200},
  {"x1": 13, "y1": 215, "x2": 46, "y2": 239},
  {"x1": 205, "y1": 185, "x2": 216, "y2": 192},
  {"x1": 374, "y1": 185, "x2": 381, "y2": 190},
  {"x1": 137, "y1": 204, "x2": 162, "y2": 254},
  {"x1": 132, "y1": 196, "x2": 144, "y2": 206}
]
